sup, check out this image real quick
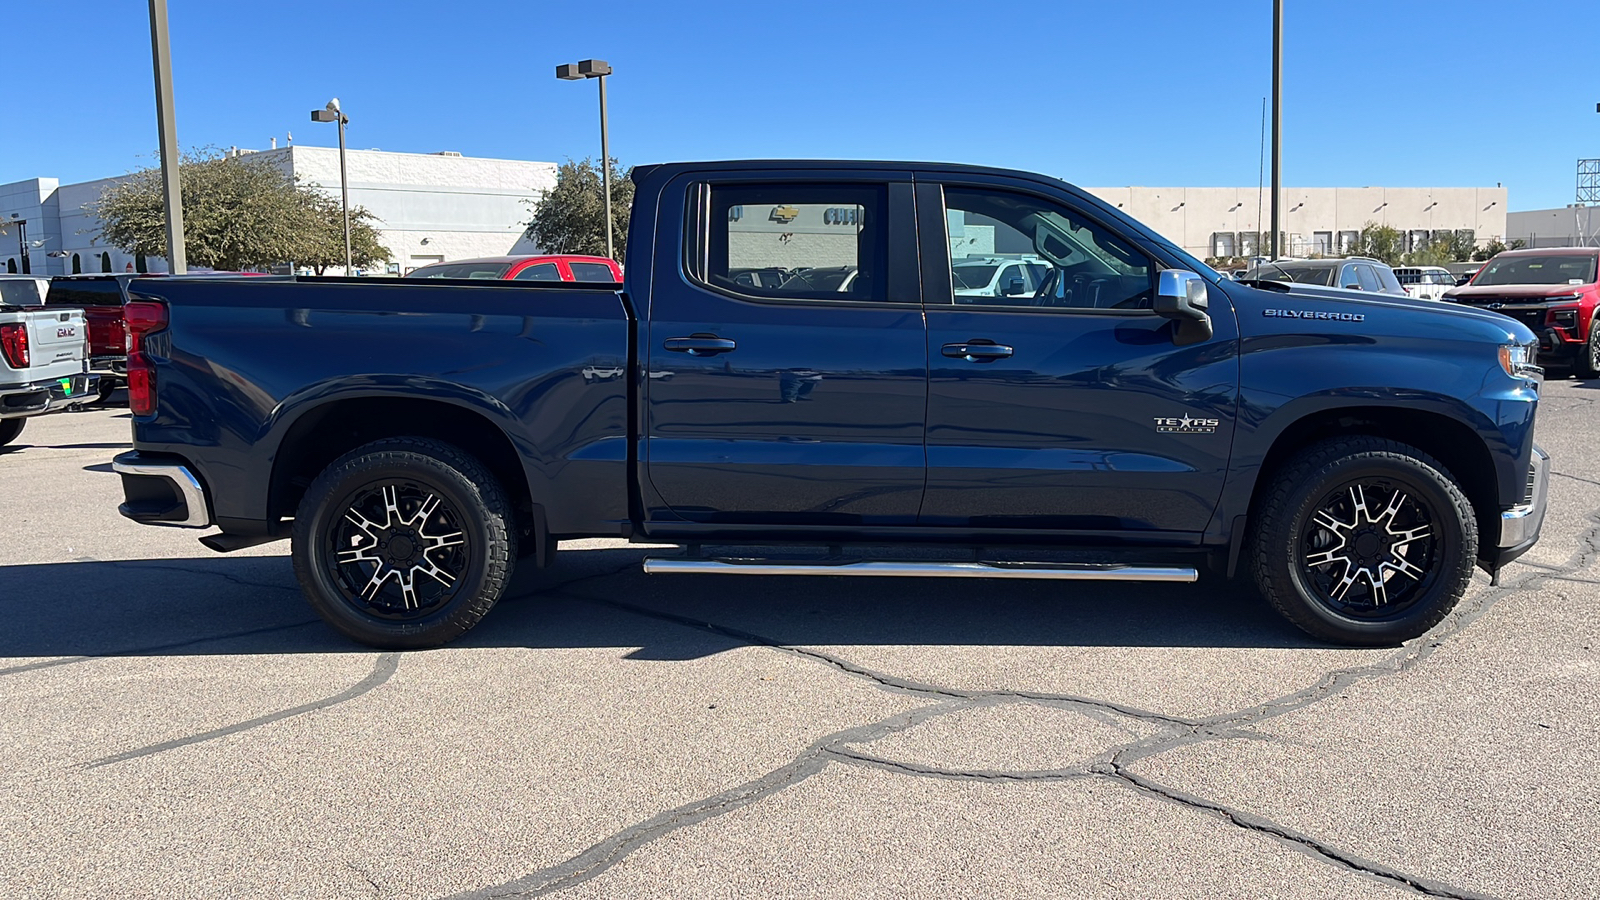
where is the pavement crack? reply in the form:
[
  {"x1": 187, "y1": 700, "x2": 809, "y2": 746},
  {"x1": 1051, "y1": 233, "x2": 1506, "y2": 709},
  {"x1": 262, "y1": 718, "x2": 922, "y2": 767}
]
[
  {"x1": 447, "y1": 702, "x2": 960, "y2": 899},
  {"x1": 85, "y1": 652, "x2": 399, "y2": 768},
  {"x1": 825, "y1": 747, "x2": 1092, "y2": 783},
  {"x1": 1099, "y1": 763, "x2": 1497, "y2": 899},
  {"x1": 567, "y1": 592, "x2": 1195, "y2": 727},
  {"x1": 0, "y1": 619, "x2": 323, "y2": 677}
]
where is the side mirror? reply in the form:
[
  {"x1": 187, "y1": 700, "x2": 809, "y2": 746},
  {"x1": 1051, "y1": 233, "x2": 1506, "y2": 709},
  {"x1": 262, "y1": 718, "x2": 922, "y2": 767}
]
[
  {"x1": 1003, "y1": 277, "x2": 1027, "y2": 296},
  {"x1": 1154, "y1": 270, "x2": 1213, "y2": 346}
]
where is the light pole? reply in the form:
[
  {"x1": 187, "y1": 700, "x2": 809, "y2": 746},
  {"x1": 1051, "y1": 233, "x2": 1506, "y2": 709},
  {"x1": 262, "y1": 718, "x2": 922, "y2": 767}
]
[
  {"x1": 311, "y1": 98, "x2": 352, "y2": 274},
  {"x1": 147, "y1": 0, "x2": 187, "y2": 273},
  {"x1": 1270, "y1": 0, "x2": 1283, "y2": 260},
  {"x1": 556, "y1": 59, "x2": 615, "y2": 260},
  {"x1": 8, "y1": 216, "x2": 28, "y2": 274}
]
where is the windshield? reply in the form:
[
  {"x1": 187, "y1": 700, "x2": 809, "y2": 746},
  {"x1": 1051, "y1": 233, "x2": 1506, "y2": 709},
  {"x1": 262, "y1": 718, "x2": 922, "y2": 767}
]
[
  {"x1": 952, "y1": 265, "x2": 1000, "y2": 290},
  {"x1": 1244, "y1": 264, "x2": 1335, "y2": 286},
  {"x1": 407, "y1": 262, "x2": 511, "y2": 279},
  {"x1": 1474, "y1": 255, "x2": 1597, "y2": 286}
]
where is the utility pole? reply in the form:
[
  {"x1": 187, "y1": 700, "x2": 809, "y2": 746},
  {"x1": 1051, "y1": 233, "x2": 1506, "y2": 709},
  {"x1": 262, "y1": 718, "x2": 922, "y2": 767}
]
[
  {"x1": 147, "y1": 0, "x2": 187, "y2": 274},
  {"x1": 1270, "y1": 0, "x2": 1283, "y2": 261}
]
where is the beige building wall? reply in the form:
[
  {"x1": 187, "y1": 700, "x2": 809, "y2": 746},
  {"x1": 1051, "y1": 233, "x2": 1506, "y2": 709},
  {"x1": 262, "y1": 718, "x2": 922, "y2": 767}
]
[{"x1": 1083, "y1": 186, "x2": 1507, "y2": 260}]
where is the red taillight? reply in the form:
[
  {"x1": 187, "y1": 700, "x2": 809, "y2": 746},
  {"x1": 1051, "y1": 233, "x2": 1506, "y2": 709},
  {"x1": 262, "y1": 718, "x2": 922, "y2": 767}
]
[
  {"x1": 0, "y1": 323, "x2": 29, "y2": 369},
  {"x1": 124, "y1": 301, "x2": 168, "y2": 416}
]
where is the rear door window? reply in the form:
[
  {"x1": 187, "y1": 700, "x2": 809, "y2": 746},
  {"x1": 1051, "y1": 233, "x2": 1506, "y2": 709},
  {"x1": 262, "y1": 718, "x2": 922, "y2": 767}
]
[
  {"x1": 1355, "y1": 265, "x2": 1381, "y2": 292},
  {"x1": 692, "y1": 182, "x2": 890, "y2": 303}
]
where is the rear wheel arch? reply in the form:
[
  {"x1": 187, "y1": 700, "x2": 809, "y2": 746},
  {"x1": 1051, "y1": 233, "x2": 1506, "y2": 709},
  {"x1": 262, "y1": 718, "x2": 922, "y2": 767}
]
[
  {"x1": 1245, "y1": 406, "x2": 1503, "y2": 557},
  {"x1": 268, "y1": 396, "x2": 542, "y2": 549}
]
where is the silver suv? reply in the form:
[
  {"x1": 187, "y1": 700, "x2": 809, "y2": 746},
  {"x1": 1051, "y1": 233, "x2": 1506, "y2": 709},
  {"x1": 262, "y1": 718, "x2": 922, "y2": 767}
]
[{"x1": 1243, "y1": 258, "x2": 1406, "y2": 296}]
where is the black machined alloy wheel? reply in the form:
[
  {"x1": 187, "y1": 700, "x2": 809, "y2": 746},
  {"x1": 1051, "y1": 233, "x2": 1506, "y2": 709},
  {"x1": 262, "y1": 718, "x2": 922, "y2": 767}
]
[
  {"x1": 1252, "y1": 437, "x2": 1477, "y2": 646},
  {"x1": 1581, "y1": 327, "x2": 1600, "y2": 379},
  {"x1": 292, "y1": 437, "x2": 516, "y2": 649},
  {"x1": 326, "y1": 479, "x2": 472, "y2": 620},
  {"x1": 1297, "y1": 479, "x2": 1440, "y2": 620}
]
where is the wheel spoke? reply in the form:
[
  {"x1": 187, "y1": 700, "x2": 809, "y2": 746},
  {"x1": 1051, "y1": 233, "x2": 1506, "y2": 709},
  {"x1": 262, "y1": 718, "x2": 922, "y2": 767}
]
[
  {"x1": 1384, "y1": 554, "x2": 1426, "y2": 582},
  {"x1": 380, "y1": 485, "x2": 401, "y2": 529},
  {"x1": 1375, "y1": 489, "x2": 1407, "y2": 529},
  {"x1": 413, "y1": 556, "x2": 456, "y2": 588},
  {"x1": 1313, "y1": 509, "x2": 1352, "y2": 534},
  {"x1": 1365, "y1": 568, "x2": 1389, "y2": 606},
  {"x1": 336, "y1": 543, "x2": 380, "y2": 565},
  {"x1": 407, "y1": 493, "x2": 442, "y2": 528}
]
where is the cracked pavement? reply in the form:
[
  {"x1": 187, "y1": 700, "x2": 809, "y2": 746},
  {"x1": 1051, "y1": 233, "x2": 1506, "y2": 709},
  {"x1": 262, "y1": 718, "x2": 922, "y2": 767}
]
[{"x1": 2, "y1": 383, "x2": 1597, "y2": 899}]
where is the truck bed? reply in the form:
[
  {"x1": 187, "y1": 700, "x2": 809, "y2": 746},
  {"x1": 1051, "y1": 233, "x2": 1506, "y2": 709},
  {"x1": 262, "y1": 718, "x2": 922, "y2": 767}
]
[{"x1": 124, "y1": 276, "x2": 634, "y2": 537}]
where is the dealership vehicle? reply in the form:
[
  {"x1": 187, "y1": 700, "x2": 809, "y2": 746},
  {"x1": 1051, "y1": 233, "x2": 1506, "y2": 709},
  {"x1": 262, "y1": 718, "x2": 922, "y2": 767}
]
[
  {"x1": 1393, "y1": 266, "x2": 1455, "y2": 300},
  {"x1": 952, "y1": 257, "x2": 1049, "y2": 300},
  {"x1": 45, "y1": 275, "x2": 137, "y2": 401},
  {"x1": 0, "y1": 275, "x2": 49, "y2": 306},
  {"x1": 1244, "y1": 258, "x2": 1406, "y2": 295},
  {"x1": 112, "y1": 160, "x2": 1547, "y2": 651},
  {"x1": 406, "y1": 254, "x2": 621, "y2": 282},
  {"x1": 1444, "y1": 247, "x2": 1600, "y2": 376},
  {"x1": 0, "y1": 301, "x2": 92, "y2": 447}
]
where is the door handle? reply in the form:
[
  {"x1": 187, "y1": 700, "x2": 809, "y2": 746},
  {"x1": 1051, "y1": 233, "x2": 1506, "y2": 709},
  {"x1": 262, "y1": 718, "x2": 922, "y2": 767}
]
[
  {"x1": 941, "y1": 340, "x2": 1013, "y2": 362},
  {"x1": 664, "y1": 335, "x2": 737, "y2": 356}
]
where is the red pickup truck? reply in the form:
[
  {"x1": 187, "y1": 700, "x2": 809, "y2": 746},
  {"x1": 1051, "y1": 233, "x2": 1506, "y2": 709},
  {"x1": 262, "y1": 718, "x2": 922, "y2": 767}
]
[
  {"x1": 405, "y1": 254, "x2": 621, "y2": 282},
  {"x1": 45, "y1": 275, "x2": 132, "y2": 400},
  {"x1": 1445, "y1": 248, "x2": 1600, "y2": 377}
]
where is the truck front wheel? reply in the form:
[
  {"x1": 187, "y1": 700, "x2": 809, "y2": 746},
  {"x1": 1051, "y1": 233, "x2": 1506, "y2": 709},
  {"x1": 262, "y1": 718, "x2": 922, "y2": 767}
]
[
  {"x1": 1251, "y1": 437, "x2": 1477, "y2": 645},
  {"x1": 291, "y1": 437, "x2": 517, "y2": 649}
]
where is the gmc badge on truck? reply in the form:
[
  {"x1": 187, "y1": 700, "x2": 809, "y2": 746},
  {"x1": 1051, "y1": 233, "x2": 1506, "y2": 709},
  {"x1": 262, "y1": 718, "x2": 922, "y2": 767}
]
[{"x1": 1154, "y1": 415, "x2": 1219, "y2": 434}]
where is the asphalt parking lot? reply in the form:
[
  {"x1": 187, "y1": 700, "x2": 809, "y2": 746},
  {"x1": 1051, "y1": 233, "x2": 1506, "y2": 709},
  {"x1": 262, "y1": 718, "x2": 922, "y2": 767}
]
[{"x1": 2, "y1": 385, "x2": 1596, "y2": 900}]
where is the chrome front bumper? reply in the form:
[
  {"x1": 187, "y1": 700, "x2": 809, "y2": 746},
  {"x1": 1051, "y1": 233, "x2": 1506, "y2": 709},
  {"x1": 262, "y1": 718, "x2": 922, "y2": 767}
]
[
  {"x1": 112, "y1": 452, "x2": 212, "y2": 528},
  {"x1": 1500, "y1": 445, "x2": 1549, "y2": 550}
]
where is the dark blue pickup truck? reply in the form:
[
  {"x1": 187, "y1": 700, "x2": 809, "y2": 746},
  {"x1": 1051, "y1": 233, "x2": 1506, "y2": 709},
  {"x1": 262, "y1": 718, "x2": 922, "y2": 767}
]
[{"x1": 112, "y1": 160, "x2": 1548, "y2": 649}]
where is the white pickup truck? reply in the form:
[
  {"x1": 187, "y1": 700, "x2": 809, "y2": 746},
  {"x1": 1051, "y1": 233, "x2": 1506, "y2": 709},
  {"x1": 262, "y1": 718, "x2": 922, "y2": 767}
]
[{"x1": 0, "y1": 277, "x2": 94, "y2": 447}]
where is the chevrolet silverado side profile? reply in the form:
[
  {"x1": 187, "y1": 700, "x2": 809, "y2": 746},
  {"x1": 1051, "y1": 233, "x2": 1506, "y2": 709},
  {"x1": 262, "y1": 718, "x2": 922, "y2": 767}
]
[{"x1": 111, "y1": 160, "x2": 1548, "y2": 649}]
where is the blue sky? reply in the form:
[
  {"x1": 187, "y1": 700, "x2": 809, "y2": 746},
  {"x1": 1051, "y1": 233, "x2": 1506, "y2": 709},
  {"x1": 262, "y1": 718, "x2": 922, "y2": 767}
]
[{"x1": 7, "y1": 0, "x2": 1596, "y2": 210}]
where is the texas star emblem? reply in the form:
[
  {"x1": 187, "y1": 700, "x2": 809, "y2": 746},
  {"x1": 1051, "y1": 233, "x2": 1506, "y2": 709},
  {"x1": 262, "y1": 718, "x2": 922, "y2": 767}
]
[{"x1": 1153, "y1": 414, "x2": 1220, "y2": 434}]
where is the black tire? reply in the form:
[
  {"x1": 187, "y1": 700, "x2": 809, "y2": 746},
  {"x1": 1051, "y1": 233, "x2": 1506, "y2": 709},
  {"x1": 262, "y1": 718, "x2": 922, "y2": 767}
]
[
  {"x1": 1251, "y1": 437, "x2": 1477, "y2": 646},
  {"x1": 291, "y1": 437, "x2": 516, "y2": 649},
  {"x1": 0, "y1": 418, "x2": 23, "y2": 447},
  {"x1": 96, "y1": 377, "x2": 118, "y2": 403},
  {"x1": 1578, "y1": 328, "x2": 1600, "y2": 379}
]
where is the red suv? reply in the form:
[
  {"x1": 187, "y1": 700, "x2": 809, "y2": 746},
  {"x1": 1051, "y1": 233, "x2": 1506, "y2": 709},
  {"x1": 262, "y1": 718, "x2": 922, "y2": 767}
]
[
  {"x1": 405, "y1": 254, "x2": 621, "y2": 282},
  {"x1": 1445, "y1": 248, "x2": 1600, "y2": 376}
]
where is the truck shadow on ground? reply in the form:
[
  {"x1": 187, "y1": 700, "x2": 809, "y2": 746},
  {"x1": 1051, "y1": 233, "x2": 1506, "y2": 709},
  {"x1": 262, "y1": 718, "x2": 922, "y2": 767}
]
[{"x1": 0, "y1": 546, "x2": 1327, "y2": 667}]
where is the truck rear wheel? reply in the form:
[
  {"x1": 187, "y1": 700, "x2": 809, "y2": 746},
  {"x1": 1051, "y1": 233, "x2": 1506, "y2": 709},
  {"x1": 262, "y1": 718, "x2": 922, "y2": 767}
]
[
  {"x1": 0, "y1": 418, "x2": 24, "y2": 448},
  {"x1": 291, "y1": 437, "x2": 516, "y2": 649},
  {"x1": 1251, "y1": 437, "x2": 1477, "y2": 646},
  {"x1": 1578, "y1": 326, "x2": 1600, "y2": 379}
]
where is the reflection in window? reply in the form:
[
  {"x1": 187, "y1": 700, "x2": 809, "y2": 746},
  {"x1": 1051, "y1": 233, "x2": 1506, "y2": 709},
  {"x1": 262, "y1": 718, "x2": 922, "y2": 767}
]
[
  {"x1": 698, "y1": 183, "x2": 887, "y2": 303},
  {"x1": 944, "y1": 188, "x2": 1153, "y2": 311}
]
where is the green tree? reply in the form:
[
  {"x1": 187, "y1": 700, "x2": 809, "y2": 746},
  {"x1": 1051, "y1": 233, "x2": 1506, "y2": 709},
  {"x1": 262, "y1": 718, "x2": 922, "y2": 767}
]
[
  {"x1": 1346, "y1": 222, "x2": 1405, "y2": 265},
  {"x1": 1474, "y1": 239, "x2": 1509, "y2": 262},
  {"x1": 294, "y1": 193, "x2": 391, "y2": 275},
  {"x1": 93, "y1": 148, "x2": 390, "y2": 273},
  {"x1": 524, "y1": 157, "x2": 633, "y2": 262}
]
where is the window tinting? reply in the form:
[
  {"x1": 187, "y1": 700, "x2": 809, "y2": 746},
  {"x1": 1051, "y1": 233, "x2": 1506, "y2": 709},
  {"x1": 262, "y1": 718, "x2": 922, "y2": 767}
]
[
  {"x1": 46, "y1": 279, "x2": 124, "y2": 306},
  {"x1": 408, "y1": 262, "x2": 513, "y2": 279},
  {"x1": 1475, "y1": 255, "x2": 1598, "y2": 286},
  {"x1": 569, "y1": 262, "x2": 617, "y2": 282},
  {"x1": 513, "y1": 263, "x2": 561, "y2": 281},
  {"x1": 943, "y1": 187, "x2": 1154, "y2": 310},
  {"x1": 696, "y1": 183, "x2": 889, "y2": 303}
]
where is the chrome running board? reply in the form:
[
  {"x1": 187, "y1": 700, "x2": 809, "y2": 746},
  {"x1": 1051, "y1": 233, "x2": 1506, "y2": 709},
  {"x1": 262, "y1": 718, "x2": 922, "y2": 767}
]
[{"x1": 643, "y1": 558, "x2": 1197, "y2": 583}]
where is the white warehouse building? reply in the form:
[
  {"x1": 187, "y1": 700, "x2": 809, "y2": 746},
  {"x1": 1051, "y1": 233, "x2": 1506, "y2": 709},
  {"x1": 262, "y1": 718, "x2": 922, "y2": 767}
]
[
  {"x1": 1, "y1": 146, "x2": 558, "y2": 277},
  {"x1": 1080, "y1": 185, "x2": 1508, "y2": 261}
]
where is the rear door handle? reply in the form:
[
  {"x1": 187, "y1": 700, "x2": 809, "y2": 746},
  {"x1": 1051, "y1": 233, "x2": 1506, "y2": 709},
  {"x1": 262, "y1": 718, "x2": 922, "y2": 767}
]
[
  {"x1": 664, "y1": 335, "x2": 737, "y2": 356},
  {"x1": 941, "y1": 340, "x2": 1013, "y2": 362}
]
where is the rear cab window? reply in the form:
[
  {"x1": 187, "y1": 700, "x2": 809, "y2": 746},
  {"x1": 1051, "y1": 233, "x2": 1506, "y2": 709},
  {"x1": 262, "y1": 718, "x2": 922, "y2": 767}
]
[
  {"x1": 47, "y1": 279, "x2": 125, "y2": 306},
  {"x1": 569, "y1": 262, "x2": 618, "y2": 282}
]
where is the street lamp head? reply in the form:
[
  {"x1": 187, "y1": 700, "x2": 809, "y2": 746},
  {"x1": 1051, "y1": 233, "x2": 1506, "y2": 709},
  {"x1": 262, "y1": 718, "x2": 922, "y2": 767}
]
[
  {"x1": 311, "y1": 108, "x2": 339, "y2": 123},
  {"x1": 557, "y1": 59, "x2": 613, "y2": 80},
  {"x1": 326, "y1": 98, "x2": 341, "y2": 112}
]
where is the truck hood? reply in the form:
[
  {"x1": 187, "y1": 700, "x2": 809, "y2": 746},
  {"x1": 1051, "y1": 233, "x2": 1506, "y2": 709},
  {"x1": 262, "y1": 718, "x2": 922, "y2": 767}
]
[
  {"x1": 1231, "y1": 279, "x2": 1537, "y2": 341},
  {"x1": 1443, "y1": 284, "x2": 1592, "y2": 305}
]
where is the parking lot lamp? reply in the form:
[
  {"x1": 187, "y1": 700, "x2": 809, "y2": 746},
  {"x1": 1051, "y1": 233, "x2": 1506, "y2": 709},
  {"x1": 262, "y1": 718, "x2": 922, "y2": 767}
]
[
  {"x1": 311, "y1": 99, "x2": 352, "y2": 274},
  {"x1": 556, "y1": 60, "x2": 615, "y2": 260},
  {"x1": 1270, "y1": 0, "x2": 1283, "y2": 260}
]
